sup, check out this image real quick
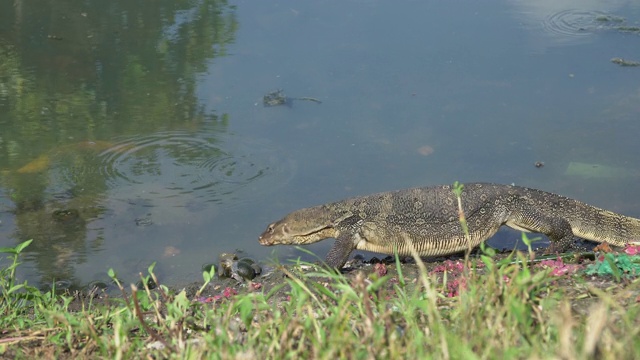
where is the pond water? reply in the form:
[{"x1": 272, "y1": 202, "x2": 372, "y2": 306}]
[{"x1": 1, "y1": 0, "x2": 639, "y2": 289}]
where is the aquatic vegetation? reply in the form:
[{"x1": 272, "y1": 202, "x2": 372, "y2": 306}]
[
  {"x1": 262, "y1": 89, "x2": 322, "y2": 107},
  {"x1": 617, "y1": 26, "x2": 640, "y2": 33},
  {"x1": 611, "y1": 57, "x2": 640, "y2": 67}
]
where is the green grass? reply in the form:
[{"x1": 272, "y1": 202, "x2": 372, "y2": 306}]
[{"x1": 1, "y1": 239, "x2": 639, "y2": 359}]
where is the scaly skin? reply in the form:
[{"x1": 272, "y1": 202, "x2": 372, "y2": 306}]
[{"x1": 259, "y1": 183, "x2": 640, "y2": 268}]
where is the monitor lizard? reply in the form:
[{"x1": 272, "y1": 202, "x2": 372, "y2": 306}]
[{"x1": 258, "y1": 183, "x2": 640, "y2": 268}]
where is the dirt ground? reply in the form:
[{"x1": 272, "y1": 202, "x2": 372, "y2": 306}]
[{"x1": 67, "y1": 248, "x2": 640, "y2": 317}]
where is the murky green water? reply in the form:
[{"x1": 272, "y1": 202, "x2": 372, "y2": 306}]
[{"x1": 1, "y1": 0, "x2": 640, "y2": 289}]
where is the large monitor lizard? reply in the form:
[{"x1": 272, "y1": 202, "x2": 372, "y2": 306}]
[{"x1": 259, "y1": 183, "x2": 640, "y2": 268}]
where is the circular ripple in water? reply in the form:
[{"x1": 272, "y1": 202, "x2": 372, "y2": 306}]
[
  {"x1": 97, "y1": 131, "x2": 295, "y2": 204},
  {"x1": 542, "y1": 10, "x2": 623, "y2": 39}
]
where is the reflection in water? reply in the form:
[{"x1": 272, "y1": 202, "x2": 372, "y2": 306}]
[
  {"x1": 17, "y1": 141, "x2": 116, "y2": 174},
  {"x1": 12, "y1": 191, "x2": 97, "y2": 289},
  {"x1": 0, "y1": 0, "x2": 241, "y2": 288}
]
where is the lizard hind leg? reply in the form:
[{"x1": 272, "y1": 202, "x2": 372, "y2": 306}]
[
  {"x1": 545, "y1": 233, "x2": 581, "y2": 254},
  {"x1": 506, "y1": 211, "x2": 576, "y2": 254},
  {"x1": 538, "y1": 217, "x2": 577, "y2": 254}
]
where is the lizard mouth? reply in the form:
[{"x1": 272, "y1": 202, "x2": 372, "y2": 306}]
[
  {"x1": 258, "y1": 225, "x2": 337, "y2": 246},
  {"x1": 258, "y1": 233, "x2": 274, "y2": 246}
]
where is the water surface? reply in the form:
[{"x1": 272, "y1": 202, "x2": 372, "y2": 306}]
[{"x1": 1, "y1": 0, "x2": 639, "y2": 288}]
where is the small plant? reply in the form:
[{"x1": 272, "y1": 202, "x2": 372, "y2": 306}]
[
  {"x1": 451, "y1": 181, "x2": 471, "y2": 246},
  {"x1": 0, "y1": 239, "x2": 34, "y2": 303},
  {"x1": 0, "y1": 240, "x2": 56, "y2": 323},
  {"x1": 520, "y1": 232, "x2": 540, "y2": 261},
  {"x1": 196, "y1": 263, "x2": 216, "y2": 297}
]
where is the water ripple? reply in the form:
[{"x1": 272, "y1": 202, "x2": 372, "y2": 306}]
[
  {"x1": 542, "y1": 10, "x2": 624, "y2": 39},
  {"x1": 97, "y1": 131, "x2": 294, "y2": 204}
]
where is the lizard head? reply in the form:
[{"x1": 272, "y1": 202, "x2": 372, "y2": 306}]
[{"x1": 258, "y1": 207, "x2": 339, "y2": 246}]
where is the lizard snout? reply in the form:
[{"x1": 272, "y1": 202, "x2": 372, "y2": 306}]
[{"x1": 258, "y1": 233, "x2": 274, "y2": 246}]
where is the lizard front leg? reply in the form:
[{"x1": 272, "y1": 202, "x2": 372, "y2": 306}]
[{"x1": 324, "y1": 233, "x2": 357, "y2": 269}]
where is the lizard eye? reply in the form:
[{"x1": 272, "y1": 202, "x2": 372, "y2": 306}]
[{"x1": 267, "y1": 224, "x2": 275, "y2": 233}]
